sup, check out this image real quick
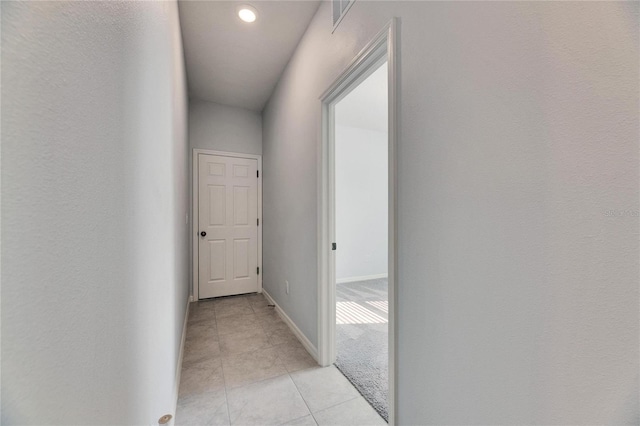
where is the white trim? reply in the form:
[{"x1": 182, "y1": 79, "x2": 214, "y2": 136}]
[
  {"x1": 317, "y1": 19, "x2": 398, "y2": 425},
  {"x1": 331, "y1": 0, "x2": 356, "y2": 34},
  {"x1": 262, "y1": 289, "x2": 319, "y2": 362},
  {"x1": 387, "y1": 18, "x2": 399, "y2": 426},
  {"x1": 336, "y1": 273, "x2": 388, "y2": 284},
  {"x1": 169, "y1": 296, "x2": 191, "y2": 426},
  {"x1": 192, "y1": 149, "x2": 262, "y2": 301}
]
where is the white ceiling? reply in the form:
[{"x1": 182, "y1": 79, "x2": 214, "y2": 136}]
[
  {"x1": 335, "y1": 62, "x2": 388, "y2": 133},
  {"x1": 178, "y1": 0, "x2": 321, "y2": 112}
]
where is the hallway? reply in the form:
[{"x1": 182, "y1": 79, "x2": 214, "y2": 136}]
[
  {"x1": 176, "y1": 294, "x2": 386, "y2": 425},
  {"x1": 3, "y1": 1, "x2": 638, "y2": 424}
]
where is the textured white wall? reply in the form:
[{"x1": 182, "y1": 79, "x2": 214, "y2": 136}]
[
  {"x1": 262, "y1": 1, "x2": 639, "y2": 424},
  {"x1": 335, "y1": 125, "x2": 388, "y2": 281},
  {"x1": 2, "y1": 1, "x2": 189, "y2": 424},
  {"x1": 189, "y1": 99, "x2": 262, "y2": 155}
]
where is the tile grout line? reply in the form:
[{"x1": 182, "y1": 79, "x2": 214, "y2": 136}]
[
  {"x1": 309, "y1": 394, "x2": 365, "y2": 424},
  {"x1": 194, "y1": 301, "x2": 229, "y2": 425},
  {"x1": 222, "y1": 385, "x2": 231, "y2": 426},
  {"x1": 314, "y1": 394, "x2": 362, "y2": 418},
  {"x1": 287, "y1": 371, "x2": 316, "y2": 424},
  {"x1": 213, "y1": 303, "x2": 234, "y2": 426},
  {"x1": 221, "y1": 348, "x2": 315, "y2": 392},
  {"x1": 228, "y1": 371, "x2": 291, "y2": 393},
  {"x1": 290, "y1": 366, "x2": 364, "y2": 421}
]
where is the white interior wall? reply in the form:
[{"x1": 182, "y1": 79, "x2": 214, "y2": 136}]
[
  {"x1": 262, "y1": 1, "x2": 639, "y2": 424},
  {"x1": 335, "y1": 125, "x2": 388, "y2": 281},
  {"x1": 1, "y1": 1, "x2": 189, "y2": 424},
  {"x1": 189, "y1": 99, "x2": 262, "y2": 155}
]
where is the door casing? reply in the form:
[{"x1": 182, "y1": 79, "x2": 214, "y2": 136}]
[
  {"x1": 192, "y1": 149, "x2": 262, "y2": 301},
  {"x1": 317, "y1": 19, "x2": 398, "y2": 425}
]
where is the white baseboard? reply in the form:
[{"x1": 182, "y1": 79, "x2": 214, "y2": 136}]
[
  {"x1": 170, "y1": 296, "x2": 191, "y2": 425},
  {"x1": 262, "y1": 289, "x2": 319, "y2": 362},
  {"x1": 336, "y1": 273, "x2": 388, "y2": 284}
]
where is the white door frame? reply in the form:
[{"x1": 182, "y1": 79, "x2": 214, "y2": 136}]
[
  {"x1": 317, "y1": 19, "x2": 398, "y2": 424},
  {"x1": 192, "y1": 149, "x2": 263, "y2": 301}
]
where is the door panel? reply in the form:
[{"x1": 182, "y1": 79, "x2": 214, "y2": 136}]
[
  {"x1": 233, "y1": 239, "x2": 250, "y2": 279},
  {"x1": 209, "y1": 240, "x2": 226, "y2": 281},
  {"x1": 233, "y1": 186, "x2": 249, "y2": 225},
  {"x1": 208, "y1": 162, "x2": 226, "y2": 176},
  {"x1": 198, "y1": 154, "x2": 259, "y2": 299},
  {"x1": 208, "y1": 185, "x2": 226, "y2": 226},
  {"x1": 233, "y1": 164, "x2": 250, "y2": 178}
]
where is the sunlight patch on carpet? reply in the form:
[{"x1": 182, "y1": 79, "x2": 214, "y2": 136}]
[
  {"x1": 336, "y1": 301, "x2": 387, "y2": 324},
  {"x1": 366, "y1": 300, "x2": 388, "y2": 314}
]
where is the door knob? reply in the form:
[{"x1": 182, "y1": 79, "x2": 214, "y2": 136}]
[{"x1": 200, "y1": 231, "x2": 206, "y2": 237}]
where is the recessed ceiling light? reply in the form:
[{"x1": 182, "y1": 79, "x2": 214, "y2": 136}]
[{"x1": 237, "y1": 5, "x2": 257, "y2": 23}]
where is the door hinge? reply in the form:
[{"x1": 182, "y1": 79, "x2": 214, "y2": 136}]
[
  {"x1": 257, "y1": 218, "x2": 259, "y2": 226},
  {"x1": 257, "y1": 267, "x2": 260, "y2": 275},
  {"x1": 257, "y1": 170, "x2": 259, "y2": 178},
  {"x1": 332, "y1": 242, "x2": 337, "y2": 251}
]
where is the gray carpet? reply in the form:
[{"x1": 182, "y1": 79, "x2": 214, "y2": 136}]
[{"x1": 335, "y1": 278, "x2": 388, "y2": 422}]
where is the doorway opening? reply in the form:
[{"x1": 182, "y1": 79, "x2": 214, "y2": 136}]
[
  {"x1": 318, "y1": 20, "x2": 397, "y2": 424},
  {"x1": 334, "y1": 61, "x2": 389, "y2": 420}
]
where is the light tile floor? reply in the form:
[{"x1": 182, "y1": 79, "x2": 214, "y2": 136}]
[{"x1": 176, "y1": 293, "x2": 386, "y2": 426}]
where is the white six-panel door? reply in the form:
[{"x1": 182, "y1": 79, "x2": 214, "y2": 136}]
[{"x1": 198, "y1": 154, "x2": 259, "y2": 299}]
